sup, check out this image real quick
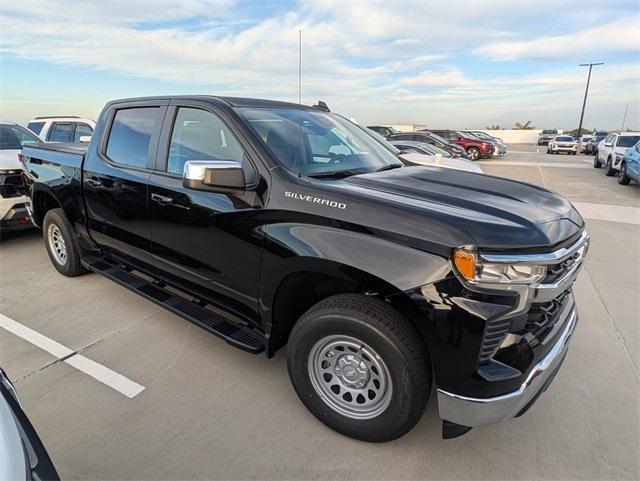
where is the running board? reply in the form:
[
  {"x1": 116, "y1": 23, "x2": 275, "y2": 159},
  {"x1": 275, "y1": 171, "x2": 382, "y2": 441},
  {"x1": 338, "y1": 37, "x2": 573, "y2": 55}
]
[{"x1": 82, "y1": 255, "x2": 265, "y2": 354}]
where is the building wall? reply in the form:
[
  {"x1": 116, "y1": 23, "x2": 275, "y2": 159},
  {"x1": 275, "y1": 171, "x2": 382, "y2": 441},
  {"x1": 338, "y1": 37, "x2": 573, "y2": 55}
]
[{"x1": 478, "y1": 129, "x2": 544, "y2": 144}]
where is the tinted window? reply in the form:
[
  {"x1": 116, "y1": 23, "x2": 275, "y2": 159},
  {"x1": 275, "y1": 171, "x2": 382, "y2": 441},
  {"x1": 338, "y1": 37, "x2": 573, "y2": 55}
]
[
  {"x1": 0, "y1": 124, "x2": 42, "y2": 150},
  {"x1": 617, "y1": 135, "x2": 640, "y2": 148},
  {"x1": 106, "y1": 107, "x2": 160, "y2": 168},
  {"x1": 49, "y1": 123, "x2": 74, "y2": 142},
  {"x1": 555, "y1": 136, "x2": 574, "y2": 142},
  {"x1": 240, "y1": 108, "x2": 400, "y2": 176},
  {"x1": 27, "y1": 122, "x2": 45, "y2": 135},
  {"x1": 542, "y1": 129, "x2": 558, "y2": 134},
  {"x1": 73, "y1": 123, "x2": 93, "y2": 142},
  {"x1": 167, "y1": 108, "x2": 245, "y2": 175}
]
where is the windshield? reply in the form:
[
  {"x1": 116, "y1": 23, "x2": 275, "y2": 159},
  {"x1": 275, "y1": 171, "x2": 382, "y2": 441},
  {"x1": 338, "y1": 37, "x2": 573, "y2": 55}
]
[
  {"x1": 617, "y1": 135, "x2": 640, "y2": 148},
  {"x1": 542, "y1": 129, "x2": 558, "y2": 134},
  {"x1": 239, "y1": 108, "x2": 401, "y2": 176},
  {"x1": 0, "y1": 124, "x2": 42, "y2": 150},
  {"x1": 555, "y1": 136, "x2": 574, "y2": 142}
]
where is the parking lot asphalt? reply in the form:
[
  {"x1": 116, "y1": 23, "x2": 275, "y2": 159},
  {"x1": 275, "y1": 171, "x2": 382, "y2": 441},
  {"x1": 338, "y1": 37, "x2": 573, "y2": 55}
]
[{"x1": 1, "y1": 147, "x2": 639, "y2": 480}]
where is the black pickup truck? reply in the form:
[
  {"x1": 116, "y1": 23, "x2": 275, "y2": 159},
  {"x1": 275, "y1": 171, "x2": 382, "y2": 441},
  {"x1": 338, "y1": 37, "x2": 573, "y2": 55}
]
[{"x1": 21, "y1": 96, "x2": 588, "y2": 441}]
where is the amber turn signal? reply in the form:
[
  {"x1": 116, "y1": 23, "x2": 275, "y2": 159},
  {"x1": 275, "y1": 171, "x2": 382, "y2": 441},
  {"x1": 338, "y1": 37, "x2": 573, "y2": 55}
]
[{"x1": 453, "y1": 250, "x2": 476, "y2": 281}]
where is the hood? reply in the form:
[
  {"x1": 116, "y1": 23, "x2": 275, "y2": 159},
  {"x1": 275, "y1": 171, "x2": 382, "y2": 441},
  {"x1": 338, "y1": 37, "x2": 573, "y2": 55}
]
[
  {"x1": 338, "y1": 167, "x2": 583, "y2": 250},
  {"x1": 0, "y1": 149, "x2": 22, "y2": 171}
]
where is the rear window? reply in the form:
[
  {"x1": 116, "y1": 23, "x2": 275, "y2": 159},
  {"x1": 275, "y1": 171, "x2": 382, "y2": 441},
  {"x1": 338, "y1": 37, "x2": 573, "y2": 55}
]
[
  {"x1": 0, "y1": 124, "x2": 42, "y2": 150},
  {"x1": 27, "y1": 121, "x2": 45, "y2": 135},
  {"x1": 106, "y1": 107, "x2": 161, "y2": 168}
]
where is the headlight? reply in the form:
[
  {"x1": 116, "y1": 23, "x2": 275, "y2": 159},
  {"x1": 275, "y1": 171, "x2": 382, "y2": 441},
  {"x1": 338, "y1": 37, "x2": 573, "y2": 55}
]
[{"x1": 453, "y1": 249, "x2": 546, "y2": 285}]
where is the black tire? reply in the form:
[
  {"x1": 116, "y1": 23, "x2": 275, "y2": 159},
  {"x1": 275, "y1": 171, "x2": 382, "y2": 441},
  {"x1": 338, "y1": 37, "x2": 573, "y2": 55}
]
[
  {"x1": 466, "y1": 146, "x2": 480, "y2": 161},
  {"x1": 546, "y1": 148, "x2": 551, "y2": 154},
  {"x1": 286, "y1": 294, "x2": 431, "y2": 442},
  {"x1": 42, "y1": 208, "x2": 87, "y2": 277},
  {"x1": 618, "y1": 161, "x2": 631, "y2": 185},
  {"x1": 604, "y1": 157, "x2": 616, "y2": 176},
  {"x1": 593, "y1": 155, "x2": 602, "y2": 168}
]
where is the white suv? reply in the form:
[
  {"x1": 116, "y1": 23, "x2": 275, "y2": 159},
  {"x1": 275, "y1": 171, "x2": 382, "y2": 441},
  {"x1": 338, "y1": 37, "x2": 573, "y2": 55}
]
[
  {"x1": 594, "y1": 132, "x2": 640, "y2": 176},
  {"x1": 26, "y1": 116, "x2": 95, "y2": 143},
  {"x1": 0, "y1": 122, "x2": 42, "y2": 233}
]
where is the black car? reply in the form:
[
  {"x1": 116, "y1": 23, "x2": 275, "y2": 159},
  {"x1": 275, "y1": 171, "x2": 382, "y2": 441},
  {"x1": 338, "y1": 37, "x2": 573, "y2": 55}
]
[
  {"x1": 21, "y1": 95, "x2": 587, "y2": 442},
  {"x1": 387, "y1": 131, "x2": 468, "y2": 158},
  {"x1": 585, "y1": 132, "x2": 609, "y2": 155}
]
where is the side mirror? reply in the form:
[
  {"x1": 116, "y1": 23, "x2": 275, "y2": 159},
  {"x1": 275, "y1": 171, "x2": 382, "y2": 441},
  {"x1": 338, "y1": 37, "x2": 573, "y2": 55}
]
[
  {"x1": 79, "y1": 135, "x2": 92, "y2": 143},
  {"x1": 183, "y1": 160, "x2": 245, "y2": 192},
  {"x1": 604, "y1": 142, "x2": 612, "y2": 147}
]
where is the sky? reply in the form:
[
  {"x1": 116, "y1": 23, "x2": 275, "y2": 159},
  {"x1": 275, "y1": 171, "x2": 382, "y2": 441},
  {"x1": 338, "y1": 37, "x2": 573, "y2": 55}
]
[{"x1": 1, "y1": 0, "x2": 639, "y2": 130}]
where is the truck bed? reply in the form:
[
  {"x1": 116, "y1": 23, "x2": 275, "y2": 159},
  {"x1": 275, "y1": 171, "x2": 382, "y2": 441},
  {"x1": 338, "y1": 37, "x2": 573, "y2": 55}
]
[{"x1": 22, "y1": 142, "x2": 87, "y2": 166}]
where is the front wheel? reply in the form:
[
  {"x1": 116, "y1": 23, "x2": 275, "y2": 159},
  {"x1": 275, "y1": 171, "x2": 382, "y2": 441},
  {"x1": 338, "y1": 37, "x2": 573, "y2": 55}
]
[
  {"x1": 618, "y1": 161, "x2": 631, "y2": 185},
  {"x1": 43, "y1": 208, "x2": 87, "y2": 277},
  {"x1": 287, "y1": 294, "x2": 431, "y2": 442},
  {"x1": 466, "y1": 147, "x2": 480, "y2": 161}
]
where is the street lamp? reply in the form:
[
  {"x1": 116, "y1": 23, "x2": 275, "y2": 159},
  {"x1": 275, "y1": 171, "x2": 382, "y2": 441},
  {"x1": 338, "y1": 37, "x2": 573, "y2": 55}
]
[{"x1": 577, "y1": 62, "x2": 604, "y2": 137}]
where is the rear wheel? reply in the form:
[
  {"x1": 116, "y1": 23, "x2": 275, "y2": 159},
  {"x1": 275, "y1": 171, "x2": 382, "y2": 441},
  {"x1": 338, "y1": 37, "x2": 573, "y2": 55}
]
[
  {"x1": 618, "y1": 161, "x2": 631, "y2": 185},
  {"x1": 605, "y1": 157, "x2": 616, "y2": 176},
  {"x1": 593, "y1": 155, "x2": 602, "y2": 168},
  {"x1": 466, "y1": 147, "x2": 480, "y2": 161},
  {"x1": 43, "y1": 208, "x2": 87, "y2": 277},
  {"x1": 286, "y1": 294, "x2": 431, "y2": 442}
]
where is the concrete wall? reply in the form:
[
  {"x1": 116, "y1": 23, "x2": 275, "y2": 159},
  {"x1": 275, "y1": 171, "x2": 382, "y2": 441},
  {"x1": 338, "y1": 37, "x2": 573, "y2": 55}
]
[{"x1": 478, "y1": 129, "x2": 543, "y2": 144}]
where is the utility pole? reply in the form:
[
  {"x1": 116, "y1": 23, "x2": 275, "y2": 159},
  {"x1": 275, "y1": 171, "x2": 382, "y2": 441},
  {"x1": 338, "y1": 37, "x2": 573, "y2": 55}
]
[
  {"x1": 298, "y1": 29, "x2": 302, "y2": 104},
  {"x1": 577, "y1": 62, "x2": 603, "y2": 137},
  {"x1": 621, "y1": 102, "x2": 629, "y2": 131}
]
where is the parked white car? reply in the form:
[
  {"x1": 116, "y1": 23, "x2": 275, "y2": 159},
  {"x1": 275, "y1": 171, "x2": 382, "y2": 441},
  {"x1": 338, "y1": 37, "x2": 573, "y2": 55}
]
[
  {"x1": 579, "y1": 135, "x2": 594, "y2": 152},
  {"x1": 26, "y1": 116, "x2": 95, "y2": 143},
  {"x1": 594, "y1": 132, "x2": 640, "y2": 176},
  {"x1": 0, "y1": 122, "x2": 42, "y2": 232},
  {"x1": 547, "y1": 135, "x2": 577, "y2": 155}
]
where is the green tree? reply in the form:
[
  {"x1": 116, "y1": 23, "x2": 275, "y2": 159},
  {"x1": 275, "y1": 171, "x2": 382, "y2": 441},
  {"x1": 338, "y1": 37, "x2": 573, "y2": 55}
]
[{"x1": 514, "y1": 121, "x2": 535, "y2": 130}]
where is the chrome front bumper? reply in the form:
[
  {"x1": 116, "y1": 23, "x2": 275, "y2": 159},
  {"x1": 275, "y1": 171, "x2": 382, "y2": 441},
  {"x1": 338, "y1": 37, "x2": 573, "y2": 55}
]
[{"x1": 437, "y1": 307, "x2": 577, "y2": 427}]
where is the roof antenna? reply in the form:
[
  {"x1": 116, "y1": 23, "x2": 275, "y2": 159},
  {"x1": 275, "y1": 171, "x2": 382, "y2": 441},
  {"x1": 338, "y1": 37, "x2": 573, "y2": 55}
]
[
  {"x1": 313, "y1": 100, "x2": 330, "y2": 112},
  {"x1": 298, "y1": 29, "x2": 302, "y2": 104}
]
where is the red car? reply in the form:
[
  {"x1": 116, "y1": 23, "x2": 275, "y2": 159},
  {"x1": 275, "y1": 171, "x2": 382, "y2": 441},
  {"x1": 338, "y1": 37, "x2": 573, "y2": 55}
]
[{"x1": 426, "y1": 130, "x2": 495, "y2": 160}]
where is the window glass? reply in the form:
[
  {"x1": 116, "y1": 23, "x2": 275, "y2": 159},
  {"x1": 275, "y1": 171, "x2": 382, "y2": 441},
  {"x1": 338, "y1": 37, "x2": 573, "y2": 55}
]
[
  {"x1": 167, "y1": 108, "x2": 245, "y2": 175},
  {"x1": 616, "y1": 136, "x2": 640, "y2": 148},
  {"x1": 0, "y1": 125, "x2": 42, "y2": 150},
  {"x1": 106, "y1": 107, "x2": 160, "y2": 168},
  {"x1": 27, "y1": 122, "x2": 45, "y2": 135},
  {"x1": 49, "y1": 123, "x2": 74, "y2": 142},
  {"x1": 239, "y1": 108, "x2": 401, "y2": 176},
  {"x1": 73, "y1": 123, "x2": 93, "y2": 142}
]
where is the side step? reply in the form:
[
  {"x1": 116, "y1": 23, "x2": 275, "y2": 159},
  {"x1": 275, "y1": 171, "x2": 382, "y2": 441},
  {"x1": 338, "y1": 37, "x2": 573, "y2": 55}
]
[{"x1": 82, "y1": 255, "x2": 265, "y2": 354}]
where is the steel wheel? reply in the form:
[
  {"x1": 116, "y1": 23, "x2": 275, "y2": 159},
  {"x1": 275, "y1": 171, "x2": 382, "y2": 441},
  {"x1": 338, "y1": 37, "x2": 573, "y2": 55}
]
[
  {"x1": 308, "y1": 334, "x2": 392, "y2": 420},
  {"x1": 47, "y1": 223, "x2": 67, "y2": 265}
]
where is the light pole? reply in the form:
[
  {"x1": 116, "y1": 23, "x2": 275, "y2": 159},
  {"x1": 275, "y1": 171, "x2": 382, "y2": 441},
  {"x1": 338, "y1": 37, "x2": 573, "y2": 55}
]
[{"x1": 577, "y1": 62, "x2": 603, "y2": 137}]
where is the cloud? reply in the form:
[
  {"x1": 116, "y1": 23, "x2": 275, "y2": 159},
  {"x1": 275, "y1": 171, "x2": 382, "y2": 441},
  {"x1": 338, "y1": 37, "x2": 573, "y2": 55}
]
[{"x1": 474, "y1": 16, "x2": 640, "y2": 60}]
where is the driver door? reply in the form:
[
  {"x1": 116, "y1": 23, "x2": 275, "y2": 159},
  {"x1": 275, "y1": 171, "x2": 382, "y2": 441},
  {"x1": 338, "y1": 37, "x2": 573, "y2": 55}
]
[{"x1": 147, "y1": 103, "x2": 266, "y2": 325}]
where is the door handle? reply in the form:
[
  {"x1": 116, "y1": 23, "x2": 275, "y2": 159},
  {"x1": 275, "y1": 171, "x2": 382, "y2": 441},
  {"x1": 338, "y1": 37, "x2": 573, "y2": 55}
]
[
  {"x1": 150, "y1": 193, "x2": 174, "y2": 205},
  {"x1": 86, "y1": 177, "x2": 102, "y2": 187}
]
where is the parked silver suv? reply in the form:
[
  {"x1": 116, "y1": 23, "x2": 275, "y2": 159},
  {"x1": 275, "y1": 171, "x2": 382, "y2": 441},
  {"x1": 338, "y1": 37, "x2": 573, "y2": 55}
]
[{"x1": 538, "y1": 129, "x2": 559, "y2": 145}]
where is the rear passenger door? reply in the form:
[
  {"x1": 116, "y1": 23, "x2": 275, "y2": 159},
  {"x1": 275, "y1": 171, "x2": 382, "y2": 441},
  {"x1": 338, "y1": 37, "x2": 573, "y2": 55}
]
[
  {"x1": 146, "y1": 101, "x2": 265, "y2": 325},
  {"x1": 83, "y1": 101, "x2": 167, "y2": 267}
]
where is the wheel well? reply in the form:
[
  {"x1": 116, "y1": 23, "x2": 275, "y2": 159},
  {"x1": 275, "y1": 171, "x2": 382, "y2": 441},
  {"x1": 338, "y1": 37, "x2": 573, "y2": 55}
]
[
  {"x1": 32, "y1": 190, "x2": 61, "y2": 227},
  {"x1": 268, "y1": 271, "x2": 359, "y2": 355}
]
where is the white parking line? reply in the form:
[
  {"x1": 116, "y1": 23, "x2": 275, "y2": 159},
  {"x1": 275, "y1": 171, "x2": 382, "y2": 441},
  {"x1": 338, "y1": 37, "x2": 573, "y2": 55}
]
[
  {"x1": 572, "y1": 202, "x2": 640, "y2": 226},
  {"x1": 479, "y1": 161, "x2": 590, "y2": 168},
  {"x1": 0, "y1": 313, "x2": 145, "y2": 398}
]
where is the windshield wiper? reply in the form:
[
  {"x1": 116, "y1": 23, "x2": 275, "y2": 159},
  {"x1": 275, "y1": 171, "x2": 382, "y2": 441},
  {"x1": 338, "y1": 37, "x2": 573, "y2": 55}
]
[
  {"x1": 305, "y1": 169, "x2": 364, "y2": 179},
  {"x1": 376, "y1": 163, "x2": 403, "y2": 172}
]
